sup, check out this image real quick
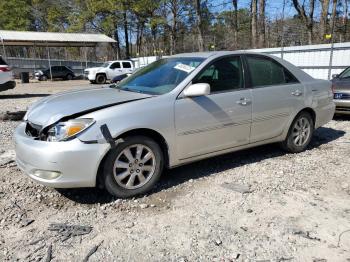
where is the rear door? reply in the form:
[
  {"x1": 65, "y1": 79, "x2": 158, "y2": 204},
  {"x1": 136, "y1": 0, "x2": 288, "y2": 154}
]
[
  {"x1": 175, "y1": 55, "x2": 252, "y2": 159},
  {"x1": 122, "y1": 61, "x2": 133, "y2": 74},
  {"x1": 245, "y1": 54, "x2": 304, "y2": 142}
]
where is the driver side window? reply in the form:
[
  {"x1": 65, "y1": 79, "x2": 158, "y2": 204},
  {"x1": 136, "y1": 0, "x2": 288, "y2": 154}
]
[
  {"x1": 193, "y1": 56, "x2": 244, "y2": 93},
  {"x1": 110, "y1": 62, "x2": 121, "y2": 69}
]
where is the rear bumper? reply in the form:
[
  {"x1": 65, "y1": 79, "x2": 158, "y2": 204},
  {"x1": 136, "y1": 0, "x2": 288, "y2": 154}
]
[
  {"x1": 14, "y1": 122, "x2": 110, "y2": 188},
  {"x1": 334, "y1": 99, "x2": 350, "y2": 115},
  {"x1": 0, "y1": 81, "x2": 16, "y2": 92}
]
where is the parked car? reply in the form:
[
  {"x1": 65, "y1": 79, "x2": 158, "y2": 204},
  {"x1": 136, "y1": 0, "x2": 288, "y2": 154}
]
[
  {"x1": 111, "y1": 73, "x2": 130, "y2": 83},
  {"x1": 15, "y1": 52, "x2": 335, "y2": 198},
  {"x1": 84, "y1": 60, "x2": 134, "y2": 84},
  {"x1": 332, "y1": 67, "x2": 350, "y2": 115},
  {"x1": 35, "y1": 66, "x2": 75, "y2": 81},
  {"x1": 0, "y1": 56, "x2": 16, "y2": 92}
]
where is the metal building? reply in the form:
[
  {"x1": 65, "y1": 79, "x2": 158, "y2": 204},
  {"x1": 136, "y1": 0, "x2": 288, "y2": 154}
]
[{"x1": 0, "y1": 30, "x2": 116, "y2": 77}]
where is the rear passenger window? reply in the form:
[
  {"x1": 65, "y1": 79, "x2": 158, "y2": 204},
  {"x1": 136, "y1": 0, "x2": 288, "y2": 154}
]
[
  {"x1": 246, "y1": 56, "x2": 298, "y2": 87},
  {"x1": 122, "y1": 62, "x2": 132, "y2": 68}
]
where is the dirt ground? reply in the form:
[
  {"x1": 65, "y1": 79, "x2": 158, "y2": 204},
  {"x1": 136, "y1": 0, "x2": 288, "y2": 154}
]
[{"x1": 0, "y1": 80, "x2": 350, "y2": 262}]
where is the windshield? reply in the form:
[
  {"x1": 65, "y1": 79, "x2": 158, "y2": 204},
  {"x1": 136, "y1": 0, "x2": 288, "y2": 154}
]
[
  {"x1": 101, "y1": 62, "x2": 110, "y2": 68},
  {"x1": 113, "y1": 57, "x2": 204, "y2": 95}
]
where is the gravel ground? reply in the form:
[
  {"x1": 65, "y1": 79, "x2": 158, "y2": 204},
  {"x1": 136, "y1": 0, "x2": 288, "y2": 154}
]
[{"x1": 0, "y1": 81, "x2": 349, "y2": 261}]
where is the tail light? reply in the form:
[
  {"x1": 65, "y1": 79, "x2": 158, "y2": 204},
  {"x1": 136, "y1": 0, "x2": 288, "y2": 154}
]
[{"x1": 0, "y1": 66, "x2": 11, "y2": 72}]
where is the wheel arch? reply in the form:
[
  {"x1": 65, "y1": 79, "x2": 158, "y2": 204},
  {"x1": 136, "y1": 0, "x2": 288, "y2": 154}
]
[
  {"x1": 96, "y1": 128, "x2": 170, "y2": 188},
  {"x1": 297, "y1": 107, "x2": 316, "y2": 127}
]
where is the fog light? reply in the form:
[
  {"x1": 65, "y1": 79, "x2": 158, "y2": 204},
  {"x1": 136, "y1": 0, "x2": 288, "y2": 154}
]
[{"x1": 32, "y1": 170, "x2": 61, "y2": 180}]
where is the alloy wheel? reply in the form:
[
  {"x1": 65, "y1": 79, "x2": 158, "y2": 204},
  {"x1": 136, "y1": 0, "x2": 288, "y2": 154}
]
[
  {"x1": 291, "y1": 117, "x2": 311, "y2": 147},
  {"x1": 113, "y1": 144, "x2": 156, "y2": 190}
]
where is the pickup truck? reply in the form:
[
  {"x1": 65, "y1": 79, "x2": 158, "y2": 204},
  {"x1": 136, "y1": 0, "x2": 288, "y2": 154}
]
[{"x1": 84, "y1": 60, "x2": 134, "y2": 84}]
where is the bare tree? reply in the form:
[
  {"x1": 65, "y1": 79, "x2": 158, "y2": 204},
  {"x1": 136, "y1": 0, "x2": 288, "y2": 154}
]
[
  {"x1": 258, "y1": 0, "x2": 265, "y2": 47},
  {"x1": 330, "y1": 0, "x2": 338, "y2": 41},
  {"x1": 251, "y1": 0, "x2": 258, "y2": 48},
  {"x1": 320, "y1": 0, "x2": 330, "y2": 42},
  {"x1": 232, "y1": 0, "x2": 238, "y2": 49},
  {"x1": 292, "y1": 0, "x2": 315, "y2": 44},
  {"x1": 195, "y1": 0, "x2": 205, "y2": 51}
]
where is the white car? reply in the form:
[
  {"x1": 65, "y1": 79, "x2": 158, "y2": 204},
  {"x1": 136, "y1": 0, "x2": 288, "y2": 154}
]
[
  {"x1": 84, "y1": 60, "x2": 134, "y2": 84},
  {"x1": 0, "y1": 56, "x2": 16, "y2": 92}
]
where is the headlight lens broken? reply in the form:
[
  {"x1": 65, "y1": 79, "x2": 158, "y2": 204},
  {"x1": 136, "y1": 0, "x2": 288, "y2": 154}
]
[{"x1": 47, "y1": 118, "x2": 95, "y2": 142}]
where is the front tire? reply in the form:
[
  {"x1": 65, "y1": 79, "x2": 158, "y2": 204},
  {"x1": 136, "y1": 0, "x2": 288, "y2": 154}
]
[
  {"x1": 281, "y1": 111, "x2": 314, "y2": 153},
  {"x1": 95, "y1": 74, "x2": 106, "y2": 84},
  {"x1": 103, "y1": 136, "x2": 164, "y2": 198}
]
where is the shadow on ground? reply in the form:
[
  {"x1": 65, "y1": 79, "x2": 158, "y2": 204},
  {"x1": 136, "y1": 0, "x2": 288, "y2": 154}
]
[
  {"x1": 0, "y1": 94, "x2": 50, "y2": 99},
  {"x1": 57, "y1": 126, "x2": 345, "y2": 204}
]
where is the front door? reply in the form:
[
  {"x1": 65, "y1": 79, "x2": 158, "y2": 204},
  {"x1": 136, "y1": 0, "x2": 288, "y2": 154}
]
[
  {"x1": 245, "y1": 55, "x2": 305, "y2": 142},
  {"x1": 175, "y1": 56, "x2": 252, "y2": 159},
  {"x1": 108, "y1": 62, "x2": 122, "y2": 79}
]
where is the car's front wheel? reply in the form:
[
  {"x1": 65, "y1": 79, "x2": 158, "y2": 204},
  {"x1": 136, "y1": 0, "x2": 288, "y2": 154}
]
[
  {"x1": 281, "y1": 111, "x2": 314, "y2": 153},
  {"x1": 95, "y1": 74, "x2": 106, "y2": 84},
  {"x1": 103, "y1": 136, "x2": 164, "y2": 198}
]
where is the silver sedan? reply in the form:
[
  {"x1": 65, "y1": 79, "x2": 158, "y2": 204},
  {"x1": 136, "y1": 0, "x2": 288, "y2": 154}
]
[{"x1": 15, "y1": 51, "x2": 335, "y2": 198}]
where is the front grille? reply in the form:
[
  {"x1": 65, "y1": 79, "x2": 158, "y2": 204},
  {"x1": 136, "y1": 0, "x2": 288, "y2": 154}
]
[
  {"x1": 25, "y1": 122, "x2": 42, "y2": 137},
  {"x1": 336, "y1": 107, "x2": 350, "y2": 112},
  {"x1": 334, "y1": 93, "x2": 350, "y2": 100}
]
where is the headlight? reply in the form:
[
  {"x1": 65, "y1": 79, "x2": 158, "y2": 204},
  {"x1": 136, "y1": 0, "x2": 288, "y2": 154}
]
[{"x1": 47, "y1": 118, "x2": 95, "y2": 142}]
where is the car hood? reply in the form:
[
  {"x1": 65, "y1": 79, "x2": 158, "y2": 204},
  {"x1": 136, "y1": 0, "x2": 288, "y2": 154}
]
[
  {"x1": 25, "y1": 87, "x2": 152, "y2": 127},
  {"x1": 85, "y1": 67, "x2": 103, "y2": 72},
  {"x1": 332, "y1": 79, "x2": 350, "y2": 92}
]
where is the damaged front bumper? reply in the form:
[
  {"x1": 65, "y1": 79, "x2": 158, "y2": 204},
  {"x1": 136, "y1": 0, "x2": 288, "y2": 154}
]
[{"x1": 14, "y1": 122, "x2": 110, "y2": 188}]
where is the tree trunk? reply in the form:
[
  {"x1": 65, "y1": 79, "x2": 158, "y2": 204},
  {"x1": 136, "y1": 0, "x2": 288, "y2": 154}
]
[
  {"x1": 329, "y1": 0, "x2": 338, "y2": 43},
  {"x1": 232, "y1": 0, "x2": 238, "y2": 49},
  {"x1": 123, "y1": 10, "x2": 130, "y2": 59},
  {"x1": 258, "y1": 0, "x2": 265, "y2": 48},
  {"x1": 170, "y1": 2, "x2": 178, "y2": 55},
  {"x1": 251, "y1": 0, "x2": 258, "y2": 48},
  {"x1": 342, "y1": 0, "x2": 348, "y2": 42},
  {"x1": 320, "y1": 0, "x2": 330, "y2": 42},
  {"x1": 113, "y1": 28, "x2": 121, "y2": 60},
  {"x1": 195, "y1": 0, "x2": 204, "y2": 51},
  {"x1": 292, "y1": 0, "x2": 315, "y2": 45}
]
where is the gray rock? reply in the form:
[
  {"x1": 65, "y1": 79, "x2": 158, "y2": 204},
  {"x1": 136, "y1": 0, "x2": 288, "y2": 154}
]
[{"x1": 221, "y1": 183, "x2": 252, "y2": 194}]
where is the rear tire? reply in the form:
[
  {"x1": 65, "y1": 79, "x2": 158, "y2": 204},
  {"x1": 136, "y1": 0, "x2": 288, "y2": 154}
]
[
  {"x1": 40, "y1": 75, "x2": 48, "y2": 81},
  {"x1": 281, "y1": 111, "x2": 314, "y2": 153},
  {"x1": 66, "y1": 74, "x2": 73, "y2": 80},
  {"x1": 103, "y1": 136, "x2": 164, "y2": 198},
  {"x1": 95, "y1": 74, "x2": 106, "y2": 84}
]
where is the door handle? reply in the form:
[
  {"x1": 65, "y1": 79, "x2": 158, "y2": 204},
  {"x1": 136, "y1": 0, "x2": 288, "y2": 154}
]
[
  {"x1": 291, "y1": 90, "x2": 303, "y2": 96},
  {"x1": 236, "y1": 97, "x2": 251, "y2": 106}
]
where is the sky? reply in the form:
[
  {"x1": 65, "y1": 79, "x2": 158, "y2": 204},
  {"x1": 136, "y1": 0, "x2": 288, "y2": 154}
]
[{"x1": 208, "y1": 0, "x2": 329, "y2": 20}]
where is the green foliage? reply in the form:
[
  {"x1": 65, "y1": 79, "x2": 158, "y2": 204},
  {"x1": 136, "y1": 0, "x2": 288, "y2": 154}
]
[{"x1": 0, "y1": 0, "x2": 31, "y2": 30}]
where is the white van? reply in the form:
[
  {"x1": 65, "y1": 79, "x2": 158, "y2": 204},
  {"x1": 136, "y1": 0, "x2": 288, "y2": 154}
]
[{"x1": 84, "y1": 60, "x2": 134, "y2": 84}]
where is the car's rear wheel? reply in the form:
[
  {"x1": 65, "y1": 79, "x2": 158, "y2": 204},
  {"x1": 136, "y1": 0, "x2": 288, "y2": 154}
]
[
  {"x1": 281, "y1": 111, "x2": 314, "y2": 153},
  {"x1": 95, "y1": 74, "x2": 106, "y2": 84},
  {"x1": 66, "y1": 74, "x2": 73, "y2": 80},
  {"x1": 103, "y1": 136, "x2": 163, "y2": 198},
  {"x1": 40, "y1": 75, "x2": 48, "y2": 81}
]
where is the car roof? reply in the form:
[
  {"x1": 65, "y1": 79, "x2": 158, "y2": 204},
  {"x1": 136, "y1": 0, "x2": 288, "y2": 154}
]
[
  {"x1": 171, "y1": 50, "x2": 255, "y2": 58},
  {"x1": 172, "y1": 51, "x2": 315, "y2": 82}
]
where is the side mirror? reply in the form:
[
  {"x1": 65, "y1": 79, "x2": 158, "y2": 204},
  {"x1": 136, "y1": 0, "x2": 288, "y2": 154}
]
[
  {"x1": 183, "y1": 83, "x2": 210, "y2": 97},
  {"x1": 332, "y1": 74, "x2": 339, "y2": 79}
]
